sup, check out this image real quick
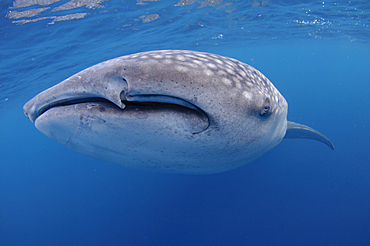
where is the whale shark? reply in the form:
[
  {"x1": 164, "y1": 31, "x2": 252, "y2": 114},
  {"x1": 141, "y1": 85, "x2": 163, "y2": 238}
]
[{"x1": 23, "y1": 50, "x2": 334, "y2": 174}]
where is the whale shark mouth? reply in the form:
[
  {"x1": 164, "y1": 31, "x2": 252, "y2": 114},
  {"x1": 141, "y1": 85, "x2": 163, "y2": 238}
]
[
  {"x1": 29, "y1": 97, "x2": 111, "y2": 119},
  {"x1": 26, "y1": 94, "x2": 211, "y2": 134}
]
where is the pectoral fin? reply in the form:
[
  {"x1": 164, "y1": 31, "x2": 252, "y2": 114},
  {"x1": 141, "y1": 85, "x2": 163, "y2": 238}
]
[{"x1": 284, "y1": 121, "x2": 334, "y2": 150}]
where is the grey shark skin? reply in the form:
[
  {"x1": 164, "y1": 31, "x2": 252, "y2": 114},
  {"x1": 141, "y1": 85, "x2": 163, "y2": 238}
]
[{"x1": 23, "y1": 50, "x2": 334, "y2": 174}]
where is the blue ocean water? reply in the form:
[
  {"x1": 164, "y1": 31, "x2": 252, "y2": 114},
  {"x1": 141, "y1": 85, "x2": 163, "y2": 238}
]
[{"x1": 1, "y1": 0, "x2": 370, "y2": 245}]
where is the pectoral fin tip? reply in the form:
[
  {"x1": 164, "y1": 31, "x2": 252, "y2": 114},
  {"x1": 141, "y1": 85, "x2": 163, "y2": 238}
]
[{"x1": 284, "y1": 121, "x2": 334, "y2": 150}]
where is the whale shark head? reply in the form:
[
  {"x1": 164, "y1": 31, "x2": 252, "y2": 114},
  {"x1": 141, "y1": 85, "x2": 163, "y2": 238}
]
[{"x1": 23, "y1": 50, "x2": 333, "y2": 174}]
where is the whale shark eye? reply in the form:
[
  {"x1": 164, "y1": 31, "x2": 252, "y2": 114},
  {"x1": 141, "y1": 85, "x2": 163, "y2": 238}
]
[
  {"x1": 260, "y1": 98, "x2": 271, "y2": 116},
  {"x1": 262, "y1": 106, "x2": 270, "y2": 114}
]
